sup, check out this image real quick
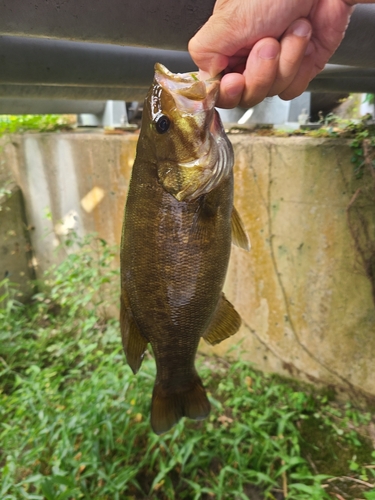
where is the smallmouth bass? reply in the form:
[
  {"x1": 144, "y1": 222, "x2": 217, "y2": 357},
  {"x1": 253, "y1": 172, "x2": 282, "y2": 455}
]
[{"x1": 120, "y1": 63, "x2": 249, "y2": 435}]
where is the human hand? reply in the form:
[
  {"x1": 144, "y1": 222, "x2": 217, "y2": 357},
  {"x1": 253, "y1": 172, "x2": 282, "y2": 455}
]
[{"x1": 188, "y1": 0, "x2": 361, "y2": 108}]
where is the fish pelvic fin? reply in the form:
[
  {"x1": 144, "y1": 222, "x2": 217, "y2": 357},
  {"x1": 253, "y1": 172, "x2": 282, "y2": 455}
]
[
  {"x1": 120, "y1": 292, "x2": 148, "y2": 374},
  {"x1": 151, "y1": 374, "x2": 211, "y2": 435},
  {"x1": 203, "y1": 293, "x2": 241, "y2": 346},
  {"x1": 231, "y1": 206, "x2": 250, "y2": 251}
]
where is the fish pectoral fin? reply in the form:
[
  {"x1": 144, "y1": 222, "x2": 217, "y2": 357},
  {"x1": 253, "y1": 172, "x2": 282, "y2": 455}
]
[
  {"x1": 202, "y1": 293, "x2": 241, "y2": 346},
  {"x1": 231, "y1": 206, "x2": 250, "y2": 251},
  {"x1": 120, "y1": 293, "x2": 148, "y2": 375}
]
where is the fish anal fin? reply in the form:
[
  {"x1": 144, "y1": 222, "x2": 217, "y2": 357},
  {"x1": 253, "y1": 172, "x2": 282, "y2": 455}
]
[
  {"x1": 231, "y1": 206, "x2": 250, "y2": 251},
  {"x1": 151, "y1": 375, "x2": 210, "y2": 435},
  {"x1": 120, "y1": 293, "x2": 148, "y2": 375},
  {"x1": 203, "y1": 293, "x2": 241, "y2": 346}
]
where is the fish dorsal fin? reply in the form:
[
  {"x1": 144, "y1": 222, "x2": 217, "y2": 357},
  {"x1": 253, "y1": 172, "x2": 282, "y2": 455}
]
[
  {"x1": 231, "y1": 206, "x2": 250, "y2": 251},
  {"x1": 120, "y1": 291, "x2": 148, "y2": 374},
  {"x1": 202, "y1": 293, "x2": 241, "y2": 346}
]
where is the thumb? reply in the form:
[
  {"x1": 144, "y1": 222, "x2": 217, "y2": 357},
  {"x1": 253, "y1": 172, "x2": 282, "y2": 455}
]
[{"x1": 188, "y1": 19, "x2": 232, "y2": 77}]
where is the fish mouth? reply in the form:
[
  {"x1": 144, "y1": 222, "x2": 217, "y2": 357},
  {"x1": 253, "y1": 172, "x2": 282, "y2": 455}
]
[{"x1": 154, "y1": 63, "x2": 220, "y2": 113}]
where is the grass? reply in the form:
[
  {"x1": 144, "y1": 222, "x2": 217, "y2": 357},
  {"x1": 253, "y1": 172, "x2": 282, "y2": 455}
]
[
  {"x1": 1, "y1": 234, "x2": 375, "y2": 499},
  {"x1": 0, "y1": 115, "x2": 74, "y2": 135}
]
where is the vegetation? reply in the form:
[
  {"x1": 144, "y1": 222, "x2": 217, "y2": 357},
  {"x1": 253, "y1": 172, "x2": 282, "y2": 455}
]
[
  {"x1": 233, "y1": 112, "x2": 375, "y2": 181},
  {"x1": 1, "y1": 236, "x2": 375, "y2": 500},
  {"x1": 363, "y1": 94, "x2": 375, "y2": 106},
  {"x1": 298, "y1": 113, "x2": 375, "y2": 180},
  {"x1": 0, "y1": 115, "x2": 74, "y2": 135}
]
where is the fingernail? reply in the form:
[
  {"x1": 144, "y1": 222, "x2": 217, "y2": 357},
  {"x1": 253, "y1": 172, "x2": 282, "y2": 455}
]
[
  {"x1": 259, "y1": 44, "x2": 279, "y2": 60},
  {"x1": 198, "y1": 69, "x2": 213, "y2": 81},
  {"x1": 292, "y1": 20, "x2": 311, "y2": 37}
]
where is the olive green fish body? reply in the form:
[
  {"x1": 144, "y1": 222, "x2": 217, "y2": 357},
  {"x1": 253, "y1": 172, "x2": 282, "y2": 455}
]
[{"x1": 120, "y1": 64, "x2": 249, "y2": 434}]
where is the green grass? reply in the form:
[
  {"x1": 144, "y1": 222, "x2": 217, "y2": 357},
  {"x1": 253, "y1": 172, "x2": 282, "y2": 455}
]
[
  {"x1": 0, "y1": 115, "x2": 73, "y2": 135},
  {"x1": 1, "y1": 235, "x2": 374, "y2": 499}
]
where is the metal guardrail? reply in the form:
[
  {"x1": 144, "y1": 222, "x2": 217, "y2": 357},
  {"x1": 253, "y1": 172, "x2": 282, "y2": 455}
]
[
  {"x1": 0, "y1": 36, "x2": 195, "y2": 92},
  {"x1": 0, "y1": 85, "x2": 148, "y2": 102},
  {"x1": 0, "y1": 1, "x2": 374, "y2": 68},
  {"x1": 0, "y1": 2, "x2": 374, "y2": 118},
  {"x1": 0, "y1": 0, "x2": 216, "y2": 51},
  {"x1": 308, "y1": 65, "x2": 375, "y2": 94}
]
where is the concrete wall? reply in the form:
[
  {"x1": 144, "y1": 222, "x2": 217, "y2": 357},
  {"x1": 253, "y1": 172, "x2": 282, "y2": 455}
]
[
  {"x1": 1, "y1": 132, "x2": 137, "y2": 273},
  {"x1": 0, "y1": 142, "x2": 35, "y2": 300},
  {"x1": 1, "y1": 132, "x2": 374, "y2": 399},
  {"x1": 217, "y1": 136, "x2": 375, "y2": 401},
  {"x1": 0, "y1": 183, "x2": 35, "y2": 299}
]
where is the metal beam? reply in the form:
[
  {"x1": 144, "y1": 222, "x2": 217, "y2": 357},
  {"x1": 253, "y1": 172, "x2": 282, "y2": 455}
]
[
  {"x1": 307, "y1": 63, "x2": 375, "y2": 93},
  {"x1": 318, "y1": 64, "x2": 375, "y2": 79},
  {"x1": 3, "y1": 78, "x2": 370, "y2": 107},
  {"x1": 0, "y1": 84, "x2": 148, "y2": 102},
  {"x1": 0, "y1": 3, "x2": 374, "y2": 102},
  {"x1": 0, "y1": 0, "x2": 216, "y2": 51},
  {"x1": 0, "y1": 36, "x2": 196, "y2": 86},
  {"x1": 330, "y1": 5, "x2": 375, "y2": 68},
  {"x1": 0, "y1": 2, "x2": 374, "y2": 70},
  {"x1": 0, "y1": 98, "x2": 107, "y2": 114},
  {"x1": 308, "y1": 78, "x2": 375, "y2": 94}
]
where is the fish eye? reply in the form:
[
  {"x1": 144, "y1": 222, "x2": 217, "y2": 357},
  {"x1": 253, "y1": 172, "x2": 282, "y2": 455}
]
[{"x1": 155, "y1": 115, "x2": 171, "y2": 134}]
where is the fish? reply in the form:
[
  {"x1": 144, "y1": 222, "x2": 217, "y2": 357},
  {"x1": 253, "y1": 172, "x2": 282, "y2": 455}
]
[{"x1": 120, "y1": 63, "x2": 249, "y2": 435}]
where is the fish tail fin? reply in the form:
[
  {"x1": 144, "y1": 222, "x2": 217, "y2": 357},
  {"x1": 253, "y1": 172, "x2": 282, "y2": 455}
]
[{"x1": 151, "y1": 374, "x2": 211, "y2": 435}]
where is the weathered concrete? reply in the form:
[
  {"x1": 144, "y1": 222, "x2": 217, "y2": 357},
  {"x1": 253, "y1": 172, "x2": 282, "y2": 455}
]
[
  {"x1": 1, "y1": 132, "x2": 374, "y2": 398},
  {"x1": 2, "y1": 132, "x2": 137, "y2": 273},
  {"x1": 211, "y1": 136, "x2": 375, "y2": 401},
  {"x1": 0, "y1": 183, "x2": 35, "y2": 299}
]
